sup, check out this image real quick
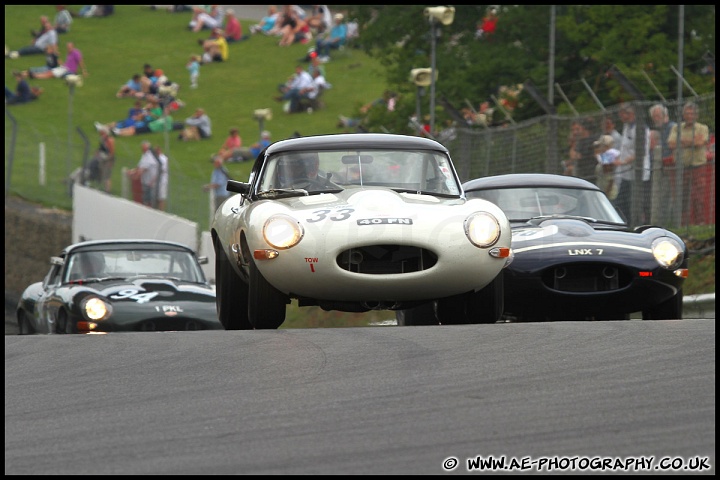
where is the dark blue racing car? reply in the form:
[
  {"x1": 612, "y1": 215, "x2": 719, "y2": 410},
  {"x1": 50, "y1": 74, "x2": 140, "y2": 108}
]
[{"x1": 463, "y1": 174, "x2": 688, "y2": 321}]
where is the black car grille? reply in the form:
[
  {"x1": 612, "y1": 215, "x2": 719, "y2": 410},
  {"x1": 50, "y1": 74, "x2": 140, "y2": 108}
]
[
  {"x1": 542, "y1": 263, "x2": 633, "y2": 292},
  {"x1": 336, "y1": 245, "x2": 438, "y2": 274}
]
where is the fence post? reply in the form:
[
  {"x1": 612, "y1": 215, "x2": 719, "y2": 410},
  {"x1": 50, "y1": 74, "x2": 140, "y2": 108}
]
[{"x1": 39, "y1": 142, "x2": 46, "y2": 186}]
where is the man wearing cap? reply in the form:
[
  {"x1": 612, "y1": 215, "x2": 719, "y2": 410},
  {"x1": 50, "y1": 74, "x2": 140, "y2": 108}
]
[{"x1": 315, "y1": 13, "x2": 347, "y2": 63}]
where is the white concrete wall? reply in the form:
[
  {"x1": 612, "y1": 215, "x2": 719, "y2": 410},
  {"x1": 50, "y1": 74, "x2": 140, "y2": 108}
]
[{"x1": 71, "y1": 184, "x2": 216, "y2": 281}]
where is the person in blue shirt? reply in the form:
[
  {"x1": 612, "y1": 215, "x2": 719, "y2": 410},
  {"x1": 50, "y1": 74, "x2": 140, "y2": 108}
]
[
  {"x1": 116, "y1": 74, "x2": 143, "y2": 98},
  {"x1": 203, "y1": 156, "x2": 232, "y2": 211},
  {"x1": 230, "y1": 130, "x2": 272, "y2": 163},
  {"x1": 315, "y1": 13, "x2": 347, "y2": 62}
]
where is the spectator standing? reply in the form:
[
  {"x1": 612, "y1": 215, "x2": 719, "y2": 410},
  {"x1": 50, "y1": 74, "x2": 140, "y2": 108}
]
[
  {"x1": 667, "y1": 101, "x2": 710, "y2": 225},
  {"x1": 186, "y1": 55, "x2": 200, "y2": 89},
  {"x1": 179, "y1": 108, "x2": 212, "y2": 141},
  {"x1": 5, "y1": 70, "x2": 43, "y2": 105},
  {"x1": 203, "y1": 156, "x2": 232, "y2": 211},
  {"x1": 601, "y1": 115, "x2": 622, "y2": 149},
  {"x1": 128, "y1": 141, "x2": 160, "y2": 208},
  {"x1": 315, "y1": 13, "x2": 347, "y2": 63},
  {"x1": 648, "y1": 104, "x2": 677, "y2": 224},
  {"x1": 91, "y1": 127, "x2": 116, "y2": 193},
  {"x1": 593, "y1": 135, "x2": 620, "y2": 199},
  {"x1": 569, "y1": 118, "x2": 598, "y2": 182},
  {"x1": 53, "y1": 5, "x2": 73, "y2": 34},
  {"x1": 153, "y1": 145, "x2": 169, "y2": 211},
  {"x1": 31, "y1": 41, "x2": 87, "y2": 79},
  {"x1": 614, "y1": 103, "x2": 650, "y2": 224}
]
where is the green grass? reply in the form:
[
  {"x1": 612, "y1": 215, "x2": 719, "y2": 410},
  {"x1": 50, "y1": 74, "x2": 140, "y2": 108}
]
[{"x1": 5, "y1": 5, "x2": 387, "y2": 232}]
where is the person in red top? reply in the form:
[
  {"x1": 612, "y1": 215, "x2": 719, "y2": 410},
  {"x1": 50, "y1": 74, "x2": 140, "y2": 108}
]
[
  {"x1": 214, "y1": 127, "x2": 242, "y2": 162},
  {"x1": 223, "y1": 9, "x2": 243, "y2": 43},
  {"x1": 476, "y1": 7, "x2": 498, "y2": 40}
]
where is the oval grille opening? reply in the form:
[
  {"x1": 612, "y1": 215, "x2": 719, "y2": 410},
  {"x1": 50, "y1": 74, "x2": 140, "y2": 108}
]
[{"x1": 336, "y1": 245, "x2": 437, "y2": 274}]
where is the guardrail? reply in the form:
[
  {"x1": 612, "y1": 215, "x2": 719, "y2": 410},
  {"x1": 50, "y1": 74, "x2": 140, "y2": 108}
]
[{"x1": 683, "y1": 293, "x2": 715, "y2": 319}]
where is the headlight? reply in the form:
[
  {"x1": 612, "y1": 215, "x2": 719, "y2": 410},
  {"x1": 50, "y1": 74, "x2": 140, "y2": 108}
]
[
  {"x1": 651, "y1": 237, "x2": 683, "y2": 269},
  {"x1": 82, "y1": 297, "x2": 111, "y2": 321},
  {"x1": 263, "y1": 214, "x2": 304, "y2": 249},
  {"x1": 464, "y1": 212, "x2": 501, "y2": 248}
]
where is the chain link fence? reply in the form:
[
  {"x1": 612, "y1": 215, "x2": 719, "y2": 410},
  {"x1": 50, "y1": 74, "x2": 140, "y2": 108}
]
[
  {"x1": 6, "y1": 93, "x2": 715, "y2": 235},
  {"x1": 445, "y1": 93, "x2": 715, "y2": 234}
]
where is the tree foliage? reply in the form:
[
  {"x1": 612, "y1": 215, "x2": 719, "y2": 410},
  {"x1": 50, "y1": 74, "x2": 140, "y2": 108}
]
[{"x1": 345, "y1": 5, "x2": 715, "y2": 132}]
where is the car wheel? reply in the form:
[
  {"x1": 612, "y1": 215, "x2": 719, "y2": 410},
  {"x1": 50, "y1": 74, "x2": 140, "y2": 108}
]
[
  {"x1": 395, "y1": 302, "x2": 439, "y2": 326},
  {"x1": 248, "y1": 256, "x2": 288, "y2": 329},
  {"x1": 642, "y1": 290, "x2": 683, "y2": 320},
  {"x1": 436, "y1": 292, "x2": 471, "y2": 325},
  {"x1": 17, "y1": 311, "x2": 35, "y2": 335},
  {"x1": 215, "y1": 243, "x2": 252, "y2": 330},
  {"x1": 465, "y1": 271, "x2": 504, "y2": 324}
]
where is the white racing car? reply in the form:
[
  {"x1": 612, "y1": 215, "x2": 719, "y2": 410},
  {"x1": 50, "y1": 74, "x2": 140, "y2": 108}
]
[{"x1": 211, "y1": 133, "x2": 512, "y2": 329}]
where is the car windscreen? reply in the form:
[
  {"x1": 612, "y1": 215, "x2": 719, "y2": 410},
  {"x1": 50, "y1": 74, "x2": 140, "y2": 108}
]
[
  {"x1": 258, "y1": 149, "x2": 461, "y2": 196},
  {"x1": 64, "y1": 249, "x2": 207, "y2": 283},
  {"x1": 466, "y1": 186, "x2": 625, "y2": 223}
]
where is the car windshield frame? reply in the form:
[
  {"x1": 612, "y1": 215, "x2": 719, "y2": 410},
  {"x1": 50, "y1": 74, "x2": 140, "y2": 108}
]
[
  {"x1": 63, "y1": 248, "x2": 207, "y2": 284},
  {"x1": 256, "y1": 148, "x2": 462, "y2": 197},
  {"x1": 466, "y1": 186, "x2": 625, "y2": 224}
]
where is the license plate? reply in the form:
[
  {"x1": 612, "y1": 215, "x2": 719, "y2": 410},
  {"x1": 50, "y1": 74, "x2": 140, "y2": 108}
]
[{"x1": 357, "y1": 218, "x2": 413, "y2": 225}]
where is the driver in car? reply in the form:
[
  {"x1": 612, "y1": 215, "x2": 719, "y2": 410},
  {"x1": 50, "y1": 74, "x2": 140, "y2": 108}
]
[
  {"x1": 73, "y1": 252, "x2": 106, "y2": 280},
  {"x1": 277, "y1": 153, "x2": 335, "y2": 189}
]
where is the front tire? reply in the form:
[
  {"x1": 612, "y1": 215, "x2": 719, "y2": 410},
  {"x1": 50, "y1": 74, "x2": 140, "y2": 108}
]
[
  {"x1": 215, "y1": 242, "x2": 252, "y2": 330},
  {"x1": 396, "y1": 302, "x2": 439, "y2": 326},
  {"x1": 466, "y1": 272, "x2": 504, "y2": 324},
  {"x1": 248, "y1": 256, "x2": 288, "y2": 329},
  {"x1": 17, "y1": 311, "x2": 35, "y2": 335},
  {"x1": 642, "y1": 290, "x2": 683, "y2": 320}
]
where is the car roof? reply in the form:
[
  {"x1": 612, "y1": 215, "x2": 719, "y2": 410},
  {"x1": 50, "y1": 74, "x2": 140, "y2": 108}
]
[
  {"x1": 61, "y1": 239, "x2": 195, "y2": 256},
  {"x1": 265, "y1": 133, "x2": 449, "y2": 155},
  {"x1": 463, "y1": 173, "x2": 603, "y2": 192}
]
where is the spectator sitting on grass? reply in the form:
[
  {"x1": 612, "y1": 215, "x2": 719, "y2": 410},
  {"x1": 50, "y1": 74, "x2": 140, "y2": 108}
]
[
  {"x1": 314, "y1": 13, "x2": 347, "y2": 63},
  {"x1": 113, "y1": 106, "x2": 179, "y2": 137},
  {"x1": 5, "y1": 71, "x2": 43, "y2": 105},
  {"x1": 94, "y1": 99, "x2": 145, "y2": 132},
  {"x1": 201, "y1": 28, "x2": 229, "y2": 64},
  {"x1": 179, "y1": 107, "x2": 212, "y2": 141},
  {"x1": 249, "y1": 5, "x2": 279, "y2": 35},
  {"x1": 116, "y1": 74, "x2": 143, "y2": 98},
  {"x1": 189, "y1": 5, "x2": 225, "y2": 32},
  {"x1": 8, "y1": 16, "x2": 57, "y2": 58},
  {"x1": 29, "y1": 41, "x2": 87, "y2": 79},
  {"x1": 22, "y1": 44, "x2": 59, "y2": 78}
]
